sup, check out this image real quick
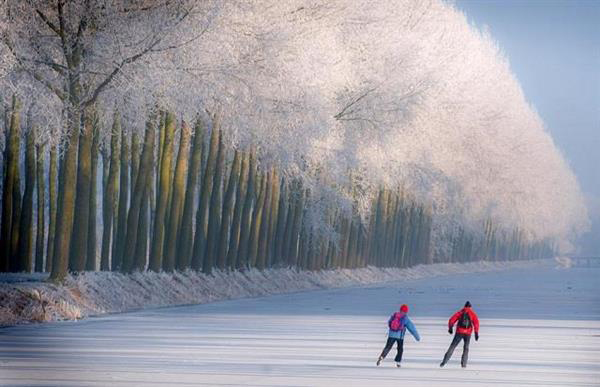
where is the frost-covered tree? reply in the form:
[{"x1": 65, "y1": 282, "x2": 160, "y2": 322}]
[
  {"x1": 0, "y1": 0, "x2": 219, "y2": 280},
  {"x1": 0, "y1": 0, "x2": 589, "y2": 277}
]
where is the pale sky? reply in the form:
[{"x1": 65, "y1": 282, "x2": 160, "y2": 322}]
[{"x1": 455, "y1": 0, "x2": 599, "y2": 198}]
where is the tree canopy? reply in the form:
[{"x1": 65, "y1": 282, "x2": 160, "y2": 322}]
[{"x1": 0, "y1": 0, "x2": 588, "y2": 261}]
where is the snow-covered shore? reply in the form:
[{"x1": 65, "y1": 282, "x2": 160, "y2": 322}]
[{"x1": 0, "y1": 259, "x2": 549, "y2": 326}]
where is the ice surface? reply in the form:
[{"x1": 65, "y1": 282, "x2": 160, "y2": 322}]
[
  {"x1": 0, "y1": 259, "x2": 544, "y2": 326},
  {"x1": 0, "y1": 263, "x2": 598, "y2": 386}
]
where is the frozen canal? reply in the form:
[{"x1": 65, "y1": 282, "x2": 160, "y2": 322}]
[{"x1": 1, "y1": 265, "x2": 599, "y2": 386}]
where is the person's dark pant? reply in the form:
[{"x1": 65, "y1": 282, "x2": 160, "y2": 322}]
[
  {"x1": 380, "y1": 337, "x2": 404, "y2": 362},
  {"x1": 441, "y1": 333, "x2": 471, "y2": 367}
]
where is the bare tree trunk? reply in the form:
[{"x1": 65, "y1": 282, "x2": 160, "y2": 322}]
[
  {"x1": 266, "y1": 170, "x2": 279, "y2": 268},
  {"x1": 50, "y1": 106, "x2": 80, "y2": 282},
  {"x1": 162, "y1": 121, "x2": 191, "y2": 272},
  {"x1": 191, "y1": 120, "x2": 220, "y2": 271},
  {"x1": 339, "y1": 217, "x2": 350, "y2": 268},
  {"x1": 256, "y1": 172, "x2": 273, "y2": 270},
  {"x1": 123, "y1": 117, "x2": 156, "y2": 273},
  {"x1": 35, "y1": 141, "x2": 45, "y2": 272},
  {"x1": 248, "y1": 173, "x2": 267, "y2": 268},
  {"x1": 70, "y1": 110, "x2": 94, "y2": 272},
  {"x1": 17, "y1": 125, "x2": 36, "y2": 272},
  {"x1": 148, "y1": 167, "x2": 155, "y2": 250},
  {"x1": 392, "y1": 193, "x2": 402, "y2": 266},
  {"x1": 327, "y1": 225, "x2": 337, "y2": 269},
  {"x1": 348, "y1": 214, "x2": 359, "y2": 268},
  {"x1": 0, "y1": 96, "x2": 21, "y2": 272},
  {"x1": 148, "y1": 112, "x2": 175, "y2": 271},
  {"x1": 256, "y1": 171, "x2": 273, "y2": 270},
  {"x1": 100, "y1": 114, "x2": 120, "y2": 271},
  {"x1": 423, "y1": 208, "x2": 432, "y2": 264},
  {"x1": 226, "y1": 151, "x2": 249, "y2": 269},
  {"x1": 130, "y1": 132, "x2": 140, "y2": 192},
  {"x1": 156, "y1": 111, "x2": 166, "y2": 207},
  {"x1": 297, "y1": 216, "x2": 308, "y2": 269},
  {"x1": 203, "y1": 130, "x2": 226, "y2": 274},
  {"x1": 165, "y1": 127, "x2": 176, "y2": 233},
  {"x1": 8, "y1": 169, "x2": 22, "y2": 272},
  {"x1": 236, "y1": 151, "x2": 256, "y2": 269},
  {"x1": 216, "y1": 149, "x2": 241, "y2": 270},
  {"x1": 381, "y1": 193, "x2": 392, "y2": 267},
  {"x1": 281, "y1": 200, "x2": 294, "y2": 266},
  {"x1": 132, "y1": 183, "x2": 150, "y2": 271},
  {"x1": 176, "y1": 119, "x2": 205, "y2": 270},
  {"x1": 288, "y1": 189, "x2": 305, "y2": 267},
  {"x1": 392, "y1": 195, "x2": 403, "y2": 265},
  {"x1": 273, "y1": 178, "x2": 287, "y2": 267},
  {"x1": 0, "y1": 105, "x2": 6, "y2": 175},
  {"x1": 102, "y1": 148, "x2": 109, "y2": 198},
  {"x1": 86, "y1": 118, "x2": 100, "y2": 271},
  {"x1": 45, "y1": 143, "x2": 57, "y2": 273},
  {"x1": 113, "y1": 126, "x2": 130, "y2": 271}
]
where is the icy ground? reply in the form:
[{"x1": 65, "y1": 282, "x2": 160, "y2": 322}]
[
  {"x1": 0, "y1": 260, "x2": 541, "y2": 326},
  {"x1": 1, "y1": 265, "x2": 599, "y2": 386}
]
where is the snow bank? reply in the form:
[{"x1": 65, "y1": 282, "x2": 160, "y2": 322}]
[
  {"x1": 0, "y1": 259, "x2": 549, "y2": 326},
  {"x1": 554, "y1": 255, "x2": 573, "y2": 268}
]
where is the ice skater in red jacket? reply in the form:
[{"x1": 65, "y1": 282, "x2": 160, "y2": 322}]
[{"x1": 440, "y1": 301, "x2": 479, "y2": 368}]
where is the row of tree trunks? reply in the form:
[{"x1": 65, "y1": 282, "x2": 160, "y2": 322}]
[{"x1": 0, "y1": 104, "x2": 549, "y2": 279}]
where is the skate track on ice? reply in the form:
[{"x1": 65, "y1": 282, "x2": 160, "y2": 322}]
[{"x1": 1, "y1": 265, "x2": 599, "y2": 386}]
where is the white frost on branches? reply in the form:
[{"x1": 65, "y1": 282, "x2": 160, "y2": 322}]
[{"x1": 0, "y1": 0, "x2": 589, "y2": 253}]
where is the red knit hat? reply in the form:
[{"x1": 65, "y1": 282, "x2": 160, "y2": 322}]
[{"x1": 400, "y1": 304, "x2": 409, "y2": 313}]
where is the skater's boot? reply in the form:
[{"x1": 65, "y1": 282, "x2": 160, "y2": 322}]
[
  {"x1": 439, "y1": 361, "x2": 445, "y2": 368},
  {"x1": 376, "y1": 356, "x2": 383, "y2": 366},
  {"x1": 396, "y1": 362, "x2": 401, "y2": 368}
]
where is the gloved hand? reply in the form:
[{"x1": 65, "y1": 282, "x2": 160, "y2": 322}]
[
  {"x1": 448, "y1": 327, "x2": 453, "y2": 335},
  {"x1": 475, "y1": 332, "x2": 479, "y2": 341}
]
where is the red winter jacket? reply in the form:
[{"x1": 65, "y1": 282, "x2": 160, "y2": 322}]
[{"x1": 449, "y1": 307, "x2": 479, "y2": 335}]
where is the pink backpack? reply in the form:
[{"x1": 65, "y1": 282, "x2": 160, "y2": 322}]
[{"x1": 389, "y1": 312, "x2": 406, "y2": 331}]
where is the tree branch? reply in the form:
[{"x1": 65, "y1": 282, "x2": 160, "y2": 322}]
[
  {"x1": 31, "y1": 59, "x2": 67, "y2": 76},
  {"x1": 82, "y1": 43, "x2": 156, "y2": 108},
  {"x1": 2, "y1": 35, "x2": 66, "y2": 101},
  {"x1": 334, "y1": 88, "x2": 377, "y2": 120},
  {"x1": 83, "y1": 5, "x2": 196, "y2": 107},
  {"x1": 34, "y1": 9, "x2": 61, "y2": 37},
  {"x1": 25, "y1": 69, "x2": 66, "y2": 101},
  {"x1": 150, "y1": 23, "x2": 209, "y2": 53},
  {"x1": 56, "y1": 0, "x2": 73, "y2": 68}
]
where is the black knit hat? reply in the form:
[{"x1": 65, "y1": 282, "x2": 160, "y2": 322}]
[{"x1": 464, "y1": 301, "x2": 472, "y2": 308}]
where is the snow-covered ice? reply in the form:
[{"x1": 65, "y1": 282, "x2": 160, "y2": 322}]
[
  {"x1": 0, "y1": 265, "x2": 598, "y2": 386},
  {"x1": 0, "y1": 260, "x2": 543, "y2": 326}
]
